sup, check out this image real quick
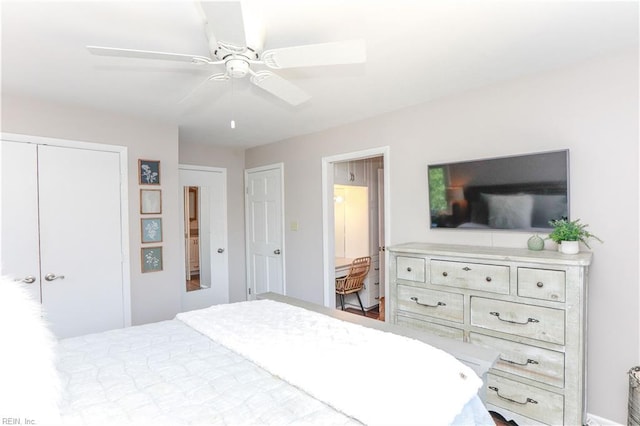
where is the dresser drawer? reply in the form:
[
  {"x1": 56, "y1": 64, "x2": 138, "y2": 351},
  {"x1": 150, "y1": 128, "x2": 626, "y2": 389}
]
[
  {"x1": 470, "y1": 333, "x2": 565, "y2": 388},
  {"x1": 396, "y1": 256, "x2": 426, "y2": 283},
  {"x1": 470, "y1": 297, "x2": 565, "y2": 344},
  {"x1": 397, "y1": 285, "x2": 463, "y2": 323},
  {"x1": 365, "y1": 264, "x2": 380, "y2": 306},
  {"x1": 487, "y1": 374, "x2": 563, "y2": 425},
  {"x1": 518, "y1": 268, "x2": 566, "y2": 302},
  {"x1": 431, "y1": 260, "x2": 509, "y2": 294},
  {"x1": 396, "y1": 314, "x2": 464, "y2": 340}
]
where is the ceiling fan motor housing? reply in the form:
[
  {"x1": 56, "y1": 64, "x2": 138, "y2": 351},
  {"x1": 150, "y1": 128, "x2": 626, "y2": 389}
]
[{"x1": 226, "y1": 58, "x2": 250, "y2": 78}]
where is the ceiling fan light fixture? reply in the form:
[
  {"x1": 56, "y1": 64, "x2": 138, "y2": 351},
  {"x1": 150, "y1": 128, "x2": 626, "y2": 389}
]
[{"x1": 226, "y1": 58, "x2": 250, "y2": 78}]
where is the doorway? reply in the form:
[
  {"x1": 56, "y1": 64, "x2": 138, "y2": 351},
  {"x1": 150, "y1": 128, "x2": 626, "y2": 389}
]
[
  {"x1": 179, "y1": 165, "x2": 229, "y2": 312},
  {"x1": 244, "y1": 163, "x2": 285, "y2": 299},
  {"x1": 321, "y1": 147, "x2": 390, "y2": 319}
]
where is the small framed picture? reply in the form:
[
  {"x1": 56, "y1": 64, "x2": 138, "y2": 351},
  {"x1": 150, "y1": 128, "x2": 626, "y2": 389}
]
[
  {"x1": 139, "y1": 159, "x2": 160, "y2": 185},
  {"x1": 141, "y1": 246, "x2": 163, "y2": 273},
  {"x1": 140, "y1": 189, "x2": 162, "y2": 214},
  {"x1": 141, "y1": 218, "x2": 162, "y2": 243}
]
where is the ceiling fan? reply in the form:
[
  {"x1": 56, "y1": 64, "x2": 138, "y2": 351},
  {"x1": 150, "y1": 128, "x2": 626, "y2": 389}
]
[{"x1": 87, "y1": 1, "x2": 366, "y2": 106}]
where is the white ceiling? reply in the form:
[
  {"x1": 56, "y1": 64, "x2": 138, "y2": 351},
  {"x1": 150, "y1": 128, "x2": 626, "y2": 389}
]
[{"x1": 1, "y1": 1, "x2": 638, "y2": 148}]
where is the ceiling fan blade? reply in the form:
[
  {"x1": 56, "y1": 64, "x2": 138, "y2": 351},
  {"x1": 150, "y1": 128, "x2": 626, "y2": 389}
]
[
  {"x1": 250, "y1": 70, "x2": 310, "y2": 106},
  {"x1": 194, "y1": 2, "x2": 219, "y2": 57},
  {"x1": 198, "y1": 1, "x2": 247, "y2": 52},
  {"x1": 87, "y1": 46, "x2": 216, "y2": 65},
  {"x1": 178, "y1": 73, "x2": 228, "y2": 104},
  {"x1": 261, "y1": 39, "x2": 366, "y2": 69}
]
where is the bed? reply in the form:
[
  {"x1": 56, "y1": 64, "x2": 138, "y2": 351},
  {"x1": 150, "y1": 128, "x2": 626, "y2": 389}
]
[{"x1": 1, "y1": 279, "x2": 498, "y2": 425}]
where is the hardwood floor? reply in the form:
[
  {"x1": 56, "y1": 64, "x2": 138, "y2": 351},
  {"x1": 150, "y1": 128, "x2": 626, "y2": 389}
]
[
  {"x1": 342, "y1": 305, "x2": 382, "y2": 320},
  {"x1": 490, "y1": 411, "x2": 517, "y2": 425},
  {"x1": 186, "y1": 275, "x2": 201, "y2": 291}
]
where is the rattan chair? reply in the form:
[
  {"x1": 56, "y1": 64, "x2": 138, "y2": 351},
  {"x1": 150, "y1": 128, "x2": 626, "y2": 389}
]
[{"x1": 335, "y1": 256, "x2": 371, "y2": 315}]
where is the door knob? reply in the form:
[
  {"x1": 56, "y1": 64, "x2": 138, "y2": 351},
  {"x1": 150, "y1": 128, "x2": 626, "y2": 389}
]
[
  {"x1": 274, "y1": 249, "x2": 281, "y2": 255},
  {"x1": 44, "y1": 273, "x2": 65, "y2": 281},
  {"x1": 217, "y1": 248, "x2": 225, "y2": 253},
  {"x1": 16, "y1": 276, "x2": 36, "y2": 284}
]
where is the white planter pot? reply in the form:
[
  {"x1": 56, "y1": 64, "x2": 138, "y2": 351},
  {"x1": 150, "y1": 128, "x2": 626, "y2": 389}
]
[{"x1": 559, "y1": 241, "x2": 580, "y2": 254}]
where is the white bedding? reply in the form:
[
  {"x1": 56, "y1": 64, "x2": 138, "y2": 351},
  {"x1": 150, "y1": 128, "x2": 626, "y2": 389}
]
[
  {"x1": 57, "y1": 320, "x2": 358, "y2": 425},
  {"x1": 52, "y1": 300, "x2": 494, "y2": 425},
  {"x1": 177, "y1": 300, "x2": 485, "y2": 426}
]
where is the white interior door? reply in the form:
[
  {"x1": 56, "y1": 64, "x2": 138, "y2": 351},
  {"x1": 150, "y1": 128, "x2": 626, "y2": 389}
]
[
  {"x1": 2, "y1": 138, "x2": 128, "y2": 339},
  {"x1": 179, "y1": 166, "x2": 228, "y2": 312},
  {"x1": 245, "y1": 165, "x2": 284, "y2": 299},
  {"x1": 38, "y1": 145, "x2": 125, "y2": 338},
  {"x1": 1, "y1": 141, "x2": 41, "y2": 303}
]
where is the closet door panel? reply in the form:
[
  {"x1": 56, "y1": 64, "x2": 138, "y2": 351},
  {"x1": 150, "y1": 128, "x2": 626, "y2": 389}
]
[
  {"x1": 0, "y1": 141, "x2": 41, "y2": 302},
  {"x1": 38, "y1": 145, "x2": 124, "y2": 338}
]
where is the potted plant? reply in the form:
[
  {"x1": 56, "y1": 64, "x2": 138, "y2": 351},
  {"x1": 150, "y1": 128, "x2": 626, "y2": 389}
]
[{"x1": 548, "y1": 217, "x2": 602, "y2": 254}]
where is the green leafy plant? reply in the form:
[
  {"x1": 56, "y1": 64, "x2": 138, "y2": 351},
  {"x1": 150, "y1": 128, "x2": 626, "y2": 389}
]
[{"x1": 547, "y1": 217, "x2": 603, "y2": 248}]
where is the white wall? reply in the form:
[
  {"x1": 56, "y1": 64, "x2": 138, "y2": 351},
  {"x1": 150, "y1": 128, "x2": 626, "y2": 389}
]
[
  {"x1": 1, "y1": 94, "x2": 183, "y2": 325},
  {"x1": 178, "y1": 141, "x2": 246, "y2": 302},
  {"x1": 245, "y1": 50, "x2": 639, "y2": 423}
]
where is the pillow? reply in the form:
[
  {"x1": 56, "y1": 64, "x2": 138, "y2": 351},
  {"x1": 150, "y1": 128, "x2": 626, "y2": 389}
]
[
  {"x1": 483, "y1": 194, "x2": 534, "y2": 229},
  {"x1": 531, "y1": 195, "x2": 568, "y2": 228},
  {"x1": 0, "y1": 277, "x2": 61, "y2": 424}
]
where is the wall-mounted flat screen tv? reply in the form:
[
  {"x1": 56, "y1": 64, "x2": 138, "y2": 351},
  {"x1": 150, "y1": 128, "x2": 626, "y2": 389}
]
[{"x1": 428, "y1": 150, "x2": 569, "y2": 231}]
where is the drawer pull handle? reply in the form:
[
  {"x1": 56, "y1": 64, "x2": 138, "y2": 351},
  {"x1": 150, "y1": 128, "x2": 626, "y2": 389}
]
[
  {"x1": 485, "y1": 276, "x2": 492, "y2": 282},
  {"x1": 488, "y1": 386, "x2": 538, "y2": 405},
  {"x1": 44, "y1": 273, "x2": 65, "y2": 282},
  {"x1": 490, "y1": 311, "x2": 539, "y2": 325},
  {"x1": 442, "y1": 272, "x2": 448, "y2": 277},
  {"x1": 499, "y1": 356, "x2": 539, "y2": 366},
  {"x1": 462, "y1": 267, "x2": 471, "y2": 271},
  {"x1": 410, "y1": 296, "x2": 445, "y2": 308},
  {"x1": 406, "y1": 267, "x2": 412, "y2": 272},
  {"x1": 537, "y1": 282, "x2": 544, "y2": 288}
]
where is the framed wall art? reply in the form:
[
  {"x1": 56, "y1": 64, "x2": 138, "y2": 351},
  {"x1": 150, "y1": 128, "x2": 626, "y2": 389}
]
[
  {"x1": 141, "y1": 218, "x2": 162, "y2": 243},
  {"x1": 140, "y1": 189, "x2": 162, "y2": 214},
  {"x1": 139, "y1": 159, "x2": 160, "y2": 185},
  {"x1": 141, "y1": 246, "x2": 163, "y2": 273}
]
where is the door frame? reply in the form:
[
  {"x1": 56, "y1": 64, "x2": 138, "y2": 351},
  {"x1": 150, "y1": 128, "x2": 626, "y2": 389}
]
[
  {"x1": 244, "y1": 163, "x2": 286, "y2": 299},
  {"x1": 321, "y1": 147, "x2": 390, "y2": 309},
  {"x1": 1, "y1": 132, "x2": 131, "y2": 327},
  {"x1": 178, "y1": 164, "x2": 229, "y2": 311}
]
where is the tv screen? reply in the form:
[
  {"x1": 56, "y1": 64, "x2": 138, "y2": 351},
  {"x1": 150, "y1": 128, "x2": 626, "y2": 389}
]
[{"x1": 428, "y1": 150, "x2": 569, "y2": 231}]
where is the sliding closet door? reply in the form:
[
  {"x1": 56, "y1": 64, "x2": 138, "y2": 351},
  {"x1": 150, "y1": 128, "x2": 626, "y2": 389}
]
[
  {"x1": 1, "y1": 141, "x2": 41, "y2": 303},
  {"x1": 38, "y1": 145, "x2": 125, "y2": 338}
]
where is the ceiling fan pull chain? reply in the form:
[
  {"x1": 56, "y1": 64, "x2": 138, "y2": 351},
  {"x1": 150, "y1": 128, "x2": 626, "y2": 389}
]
[{"x1": 230, "y1": 65, "x2": 236, "y2": 129}]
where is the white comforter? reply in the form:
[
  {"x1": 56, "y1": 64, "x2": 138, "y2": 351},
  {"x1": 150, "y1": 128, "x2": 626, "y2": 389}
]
[
  {"x1": 57, "y1": 320, "x2": 357, "y2": 425},
  {"x1": 177, "y1": 300, "x2": 484, "y2": 426}
]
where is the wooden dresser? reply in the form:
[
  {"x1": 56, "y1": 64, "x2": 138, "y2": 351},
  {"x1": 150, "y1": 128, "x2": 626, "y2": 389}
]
[{"x1": 388, "y1": 242, "x2": 592, "y2": 425}]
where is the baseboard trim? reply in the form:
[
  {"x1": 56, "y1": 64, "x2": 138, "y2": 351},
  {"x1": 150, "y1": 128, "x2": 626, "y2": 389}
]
[{"x1": 586, "y1": 413, "x2": 623, "y2": 426}]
